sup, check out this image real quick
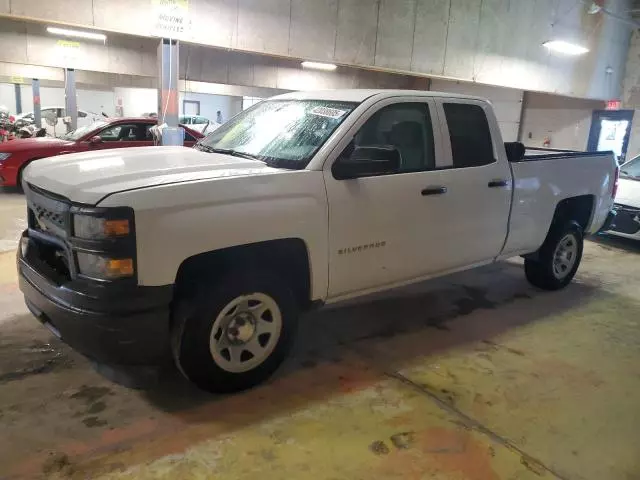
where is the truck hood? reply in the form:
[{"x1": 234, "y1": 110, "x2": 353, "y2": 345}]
[
  {"x1": 616, "y1": 177, "x2": 640, "y2": 208},
  {"x1": 24, "y1": 146, "x2": 280, "y2": 205}
]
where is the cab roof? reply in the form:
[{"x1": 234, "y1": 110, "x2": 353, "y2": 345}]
[{"x1": 273, "y1": 89, "x2": 486, "y2": 103}]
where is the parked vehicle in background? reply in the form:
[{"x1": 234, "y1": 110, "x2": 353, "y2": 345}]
[
  {"x1": 179, "y1": 115, "x2": 221, "y2": 135},
  {"x1": 0, "y1": 117, "x2": 203, "y2": 188},
  {"x1": 18, "y1": 90, "x2": 617, "y2": 393},
  {"x1": 608, "y1": 154, "x2": 640, "y2": 240},
  {"x1": 13, "y1": 107, "x2": 109, "y2": 137}
]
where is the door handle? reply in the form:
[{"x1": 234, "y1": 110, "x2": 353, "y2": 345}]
[
  {"x1": 421, "y1": 186, "x2": 447, "y2": 196},
  {"x1": 488, "y1": 179, "x2": 509, "y2": 188}
]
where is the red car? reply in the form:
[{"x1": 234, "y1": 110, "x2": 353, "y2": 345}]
[{"x1": 0, "y1": 117, "x2": 203, "y2": 188}]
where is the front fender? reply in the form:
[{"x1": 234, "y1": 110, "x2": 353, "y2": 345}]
[{"x1": 99, "y1": 171, "x2": 330, "y2": 301}]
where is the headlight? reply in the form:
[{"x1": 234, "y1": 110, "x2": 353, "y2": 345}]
[
  {"x1": 73, "y1": 215, "x2": 130, "y2": 239},
  {"x1": 76, "y1": 252, "x2": 134, "y2": 280},
  {"x1": 0, "y1": 153, "x2": 10, "y2": 162}
]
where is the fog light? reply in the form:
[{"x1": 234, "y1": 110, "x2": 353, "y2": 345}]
[{"x1": 20, "y1": 236, "x2": 29, "y2": 257}]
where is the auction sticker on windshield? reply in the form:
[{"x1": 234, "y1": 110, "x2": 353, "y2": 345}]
[{"x1": 310, "y1": 106, "x2": 348, "y2": 119}]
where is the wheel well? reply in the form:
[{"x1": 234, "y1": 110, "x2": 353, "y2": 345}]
[
  {"x1": 174, "y1": 238, "x2": 312, "y2": 309},
  {"x1": 551, "y1": 195, "x2": 595, "y2": 232}
]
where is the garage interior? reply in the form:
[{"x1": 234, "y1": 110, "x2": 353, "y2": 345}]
[{"x1": 1, "y1": 1, "x2": 640, "y2": 479}]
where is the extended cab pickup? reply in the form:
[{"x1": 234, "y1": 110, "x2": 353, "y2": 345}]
[{"x1": 18, "y1": 90, "x2": 618, "y2": 392}]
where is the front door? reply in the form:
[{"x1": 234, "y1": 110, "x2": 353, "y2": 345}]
[
  {"x1": 587, "y1": 110, "x2": 634, "y2": 164},
  {"x1": 90, "y1": 123, "x2": 153, "y2": 150},
  {"x1": 325, "y1": 98, "x2": 451, "y2": 298}
]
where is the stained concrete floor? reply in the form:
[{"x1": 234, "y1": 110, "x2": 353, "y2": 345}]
[{"x1": 1, "y1": 187, "x2": 639, "y2": 480}]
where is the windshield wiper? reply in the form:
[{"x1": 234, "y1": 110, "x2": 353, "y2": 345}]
[{"x1": 196, "y1": 144, "x2": 264, "y2": 162}]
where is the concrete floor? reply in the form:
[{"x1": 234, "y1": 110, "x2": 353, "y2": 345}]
[{"x1": 1, "y1": 187, "x2": 639, "y2": 480}]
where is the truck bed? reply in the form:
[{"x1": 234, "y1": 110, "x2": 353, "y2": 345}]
[{"x1": 500, "y1": 147, "x2": 617, "y2": 257}]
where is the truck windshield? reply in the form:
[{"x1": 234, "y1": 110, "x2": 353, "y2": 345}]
[
  {"x1": 197, "y1": 100, "x2": 357, "y2": 168},
  {"x1": 620, "y1": 156, "x2": 640, "y2": 180}
]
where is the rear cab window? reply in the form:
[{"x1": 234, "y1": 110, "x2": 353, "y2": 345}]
[{"x1": 443, "y1": 103, "x2": 495, "y2": 168}]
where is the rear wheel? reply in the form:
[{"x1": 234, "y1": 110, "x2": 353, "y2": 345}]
[
  {"x1": 171, "y1": 269, "x2": 298, "y2": 393},
  {"x1": 525, "y1": 221, "x2": 583, "y2": 290}
]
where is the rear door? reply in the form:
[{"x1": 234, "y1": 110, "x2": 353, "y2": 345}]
[{"x1": 431, "y1": 98, "x2": 512, "y2": 269}]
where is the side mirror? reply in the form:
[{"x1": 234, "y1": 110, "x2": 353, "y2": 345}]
[
  {"x1": 89, "y1": 136, "x2": 102, "y2": 145},
  {"x1": 333, "y1": 145, "x2": 401, "y2": 180},
  {"x1": 504, "y1": 141, "x2": 525, "y2": 162}
]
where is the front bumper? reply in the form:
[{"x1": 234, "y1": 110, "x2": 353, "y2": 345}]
[
  {"x1": 18, "y1": 244, "x2": 173, "y2": 366},
  {"x1": 607, "y1": 204, "x2": 640, "y2": 238}
]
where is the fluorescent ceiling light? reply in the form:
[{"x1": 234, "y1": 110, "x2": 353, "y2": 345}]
[
  {"x1": 543, "y1": 40, "x2": 589, "y2": 55},
  {"x1": 47, "y1": 26, "x2": 106, "y2": 42},
  {"x1": 301, "y1": 61, "x2": 337, "y2": 71}
]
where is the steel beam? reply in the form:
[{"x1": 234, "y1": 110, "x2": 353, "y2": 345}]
[{"x1": 64, "y1": 68, "x2": 78, "y2": 132}]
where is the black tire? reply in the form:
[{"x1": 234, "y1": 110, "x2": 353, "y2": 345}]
[
  {"x1": 525, "y1": 221, "x2": 583, "y2": 291},
  {"x1": 171, "y1": 269, "x2": 298, "y2": 393}
]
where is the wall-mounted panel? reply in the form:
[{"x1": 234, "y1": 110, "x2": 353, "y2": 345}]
[
  {"x1": 236, "y1": 0, "x2": 291, "y2": 55},
  {"x1": 93, "y1": 0, "x2": 150, "y2": 36},
  {"x1": 411, "y1": 0, "x2": 448, "y2": 75},
  {"x1": 374, "y1": 0, "x2": 416, "y2": 70},
  {"x1": 189, "y1": 0, "x2": 238, "y2": 48},
  {"x1": 442, "y1": 0, "x2": 481, "y2": 79},
  {"x1": 10, "y1": 0, "x2": 93, "y2": 25},
  {"x1": 289, "y1": 0, "x2": 338, "y2": 61},
  {"x1": 334, "y1": 0, "x2": 378, "y2": 65}
]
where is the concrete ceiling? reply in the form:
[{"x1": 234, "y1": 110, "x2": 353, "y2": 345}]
[{"x1": 0, "y1": 0, "x2": 635, "y2": 100}]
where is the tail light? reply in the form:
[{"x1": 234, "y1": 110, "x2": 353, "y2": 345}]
[{"x1": 612, "y1": 166, "x2": 620, "y2": 199}]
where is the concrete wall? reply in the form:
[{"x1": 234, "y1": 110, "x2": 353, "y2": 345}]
[
  {"x1": 179, "y1": 92, "x2": 237, "y2": 123},
  {"x1": 0, "y1": 0, "x2": 633, "y2": 99},
  {"x1": 0, "y1": 83, "x2": 16, "y2": 113},
  {"x1": 520, "y1": 92, "x2": 602, "y2": 151},
  {"x1": 113, "y1": 87, "x2": 156, "y2": 117}
]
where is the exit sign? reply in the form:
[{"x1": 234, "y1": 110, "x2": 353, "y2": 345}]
[{"x1": 606, "y1": 100, "x2": 621, "y2": 110}]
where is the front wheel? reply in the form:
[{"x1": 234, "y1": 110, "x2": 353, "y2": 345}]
[
  {"x1": 171, "y1": 270, "x2": 298, "y2": 393},
  {"x1": 525, "y1": 221, "x2": 584, "y2": 291}
]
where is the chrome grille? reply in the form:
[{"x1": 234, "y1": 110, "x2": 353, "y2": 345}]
[
  {"x1": 32, "y1": 203, "x2": 65, "y2": 229},
  {"x1": 25, "y1": 184, "x2": 70, "y2": 238}
]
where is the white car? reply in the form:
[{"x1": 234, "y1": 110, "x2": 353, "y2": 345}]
[
  {"x1": 18, "y1": 89, "x2": 617, "y2": 393},
  {"x1": 608, "y1": 154, "x2": 640, "y2": 240},
  {"x1": 179, "y1": 115, "x2": 221, "y2": 136}
]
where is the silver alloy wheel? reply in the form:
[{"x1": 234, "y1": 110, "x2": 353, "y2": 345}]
[
  {"x1": 209, "y1": 292, "x2": 282, "y2": 373},
  {"x1": 552, "y1": 233, "x2": 578, "y2": 279}
]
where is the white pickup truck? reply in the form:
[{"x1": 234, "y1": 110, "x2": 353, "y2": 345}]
[{"x1": 18, "y1": 90, "x2": 618, "y2": 392}]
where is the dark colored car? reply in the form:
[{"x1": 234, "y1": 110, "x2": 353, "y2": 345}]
[{"x1": 0, "y1": 117, "x2": 203, "y2": 188}]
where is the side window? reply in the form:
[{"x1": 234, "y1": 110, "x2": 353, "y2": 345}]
[
  {"x1": 98, "y1": 124, "x2": 140, "y2": 141},
  {"x1": 184, "y1": 130, "x2": 197, "y2": 142},
  {"x1": 78, "y1": 111, "x2": 88, "y2": 118},
  {"x1": 443, "y1": 103, "x2": 495, "y2": 168},
  {"x1": 353, "y1": 103, "x2": 435, "y2": 172}
]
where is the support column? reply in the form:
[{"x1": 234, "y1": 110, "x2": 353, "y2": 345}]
[
  {"x1": 14, "y1": 83, "x2": 22, "y2": 114},
  {"x1": 64, "y1": 68, "x2": 77, "y2": 132},
  {"x1": 157, "y1": 38, "x2": 181, "y2": 145},
  {"x1": 32, "y1": 79, "x2": 41, "y2": 129}
]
